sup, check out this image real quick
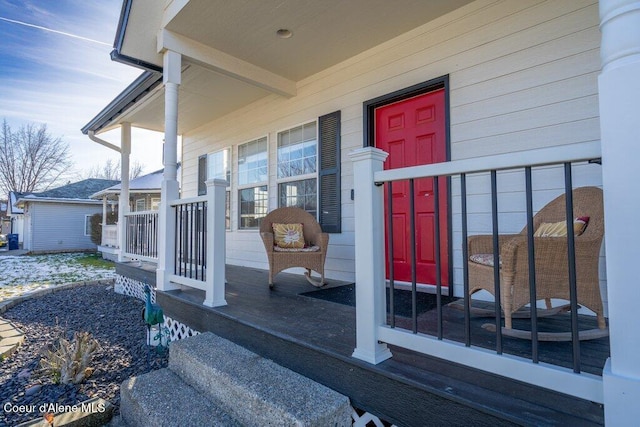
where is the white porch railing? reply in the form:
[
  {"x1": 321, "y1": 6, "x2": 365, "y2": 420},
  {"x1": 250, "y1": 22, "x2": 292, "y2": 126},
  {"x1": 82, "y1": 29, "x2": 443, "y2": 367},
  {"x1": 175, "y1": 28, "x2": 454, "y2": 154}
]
[
  {"x1": 123, "y1": 210, "x2": 159, "y2": 262},
  {"x1": 350, "y1": 142, "x2": 605, "y2": 403},
  {"x1": 166, "y1": 179, "x2": 227, "y2": 308},
  {"x1": 101, "y1": 224, "x2": 118, "y2": 247}
]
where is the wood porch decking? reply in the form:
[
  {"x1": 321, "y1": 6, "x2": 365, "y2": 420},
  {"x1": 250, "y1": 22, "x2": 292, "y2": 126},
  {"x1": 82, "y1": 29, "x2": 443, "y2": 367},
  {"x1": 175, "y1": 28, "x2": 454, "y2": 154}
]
[{"x1": 116, "y1": 262, "x2": 605, "y2": 426}]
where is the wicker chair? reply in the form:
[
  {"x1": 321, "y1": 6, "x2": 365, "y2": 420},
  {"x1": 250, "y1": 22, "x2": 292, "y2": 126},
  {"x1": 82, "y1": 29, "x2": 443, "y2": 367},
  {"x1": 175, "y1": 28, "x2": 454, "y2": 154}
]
[
  {"x1": 260, "y1": 207, "x2": 329, "y2": 288},
  {"x1": 467, "y1": 186, "x2": 607, "y2": 340}
]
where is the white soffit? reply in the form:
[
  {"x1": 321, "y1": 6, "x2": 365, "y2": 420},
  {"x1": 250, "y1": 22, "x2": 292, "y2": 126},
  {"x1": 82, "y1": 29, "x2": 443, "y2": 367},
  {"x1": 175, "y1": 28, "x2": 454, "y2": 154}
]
[
  {"x1": 115, "y1": 65, "x2": 270, "y2": 134},
  {"x1": 124, "y1": 0, "x2": 473, "y2": 81},
  {"x1": 121, "y1": 0, "x2": 165, "y2": 67}
]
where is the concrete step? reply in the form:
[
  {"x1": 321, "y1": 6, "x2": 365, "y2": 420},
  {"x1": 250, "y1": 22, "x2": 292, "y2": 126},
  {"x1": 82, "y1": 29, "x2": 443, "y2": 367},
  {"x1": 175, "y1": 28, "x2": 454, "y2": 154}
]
[
  {"x1": 168, "y1": 332, "x2": 352, "y2": 426},
  {"x1": 120, "y1": 367, "x2": 241, "y2": 427}
]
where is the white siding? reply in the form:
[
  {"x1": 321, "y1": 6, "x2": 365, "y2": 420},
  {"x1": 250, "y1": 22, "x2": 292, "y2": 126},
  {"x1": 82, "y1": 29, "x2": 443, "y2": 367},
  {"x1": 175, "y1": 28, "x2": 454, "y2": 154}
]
[
  {"x1": 178, "y1": 0, "x2": 602, "y2": 285},
  {"x1": 29, "y1": 202, "x2": 103, "y2": 253}
]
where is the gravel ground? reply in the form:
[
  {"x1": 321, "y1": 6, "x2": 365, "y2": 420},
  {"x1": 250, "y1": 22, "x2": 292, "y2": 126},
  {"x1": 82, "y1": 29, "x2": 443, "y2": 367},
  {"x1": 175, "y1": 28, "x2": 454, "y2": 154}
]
[{"x1": 0, "y1": 283, "x2": 168, "y2": 426}]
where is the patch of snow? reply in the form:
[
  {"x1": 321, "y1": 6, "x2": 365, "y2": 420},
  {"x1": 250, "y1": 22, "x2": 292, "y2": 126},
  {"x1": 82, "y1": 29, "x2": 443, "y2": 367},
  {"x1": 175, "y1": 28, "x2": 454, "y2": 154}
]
[{"x1": 0, "y1": 253, "x2": 115, "y2": 301}]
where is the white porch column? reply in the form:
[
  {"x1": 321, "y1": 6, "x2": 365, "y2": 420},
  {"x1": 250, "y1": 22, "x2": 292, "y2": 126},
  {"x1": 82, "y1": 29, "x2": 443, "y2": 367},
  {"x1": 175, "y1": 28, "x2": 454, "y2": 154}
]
[
  {"x1": 117, "y1": 122, "x2": 131, "y2": 262},
  {"x1": 157, "y1": 50, "x2": 181, "y2": 291},
  {"x1": 598, "y1": 0, "x2": 640, "y2": 424},
  {"x1": 102, "y1": 196, "x2": 107, "y2": 226},
  {"x1": 203, "y1": 179, "x2": 227, "y2": 307},
  {"x1": 350, "y1": 147, "x2": 393, "y2": 364},
  {"x1": 101, "y1": 196, "x2": 108, "y2": 246}
]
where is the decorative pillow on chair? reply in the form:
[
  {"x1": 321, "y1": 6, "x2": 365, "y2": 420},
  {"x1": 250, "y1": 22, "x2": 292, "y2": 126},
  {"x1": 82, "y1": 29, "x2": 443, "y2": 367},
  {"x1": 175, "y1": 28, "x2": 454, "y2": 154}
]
[
  {"x1": 272, "y1": 223, "x2": 305, "y2": 248},
  {"x1": 534, "y1": 216, "x2": 590, "y2": 237},
  {"x1": 469, "y1": 253, "x2": 501, "y2": 267}
]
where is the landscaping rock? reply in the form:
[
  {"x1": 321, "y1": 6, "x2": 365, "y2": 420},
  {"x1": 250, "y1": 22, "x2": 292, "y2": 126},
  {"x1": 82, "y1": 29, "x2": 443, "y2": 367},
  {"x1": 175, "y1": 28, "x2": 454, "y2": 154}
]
[{"x1": 0, "y1": 284, "x2": 168, "y2": 426}]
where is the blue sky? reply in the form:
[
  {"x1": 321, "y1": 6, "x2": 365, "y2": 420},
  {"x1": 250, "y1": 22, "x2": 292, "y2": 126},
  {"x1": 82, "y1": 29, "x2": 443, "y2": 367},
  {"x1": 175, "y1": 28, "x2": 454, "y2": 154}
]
[{"x1": 0, "y1": 0, "x2": 164, "y2": 180}]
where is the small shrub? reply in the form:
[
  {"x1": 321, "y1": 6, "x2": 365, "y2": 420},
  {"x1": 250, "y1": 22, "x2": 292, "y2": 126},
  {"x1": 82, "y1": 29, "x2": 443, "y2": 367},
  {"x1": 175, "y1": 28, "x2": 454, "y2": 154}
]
[
  {"x1": 40, "y1": 331, "x2": 100, "y2": 384},
  {"x1": 89, "y1": 211, "x2": 118, "y2": 245}
]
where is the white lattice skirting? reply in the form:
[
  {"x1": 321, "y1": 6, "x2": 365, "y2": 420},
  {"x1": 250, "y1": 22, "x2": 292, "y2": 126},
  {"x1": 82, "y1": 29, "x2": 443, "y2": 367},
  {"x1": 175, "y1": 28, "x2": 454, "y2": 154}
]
[
  {"x1": 114, "y1": 275, "x2": 200, "y2": 342},
  {"x1": 351, "y1": 407, "x2": 397, "y2": 427}
]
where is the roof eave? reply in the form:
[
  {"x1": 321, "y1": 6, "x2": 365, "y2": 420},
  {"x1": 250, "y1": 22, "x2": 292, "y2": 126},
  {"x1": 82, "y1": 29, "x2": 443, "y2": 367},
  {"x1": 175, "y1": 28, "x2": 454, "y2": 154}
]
[
  {"x1": 81, "y1": 70, "x2": 163, "y2": 135},
  {"x1": 81, "y1": 0, "x2": 164, "y2": 135},
  {"x1": 16, "y1": 197, "x2": 103, "y2": 207}
]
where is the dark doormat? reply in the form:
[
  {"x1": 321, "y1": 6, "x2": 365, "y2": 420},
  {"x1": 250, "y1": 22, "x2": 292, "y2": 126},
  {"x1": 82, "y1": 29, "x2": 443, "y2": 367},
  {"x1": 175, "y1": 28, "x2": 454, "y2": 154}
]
[{"x1": 300, "y1": 284, "x2": 458, "y2": 318}]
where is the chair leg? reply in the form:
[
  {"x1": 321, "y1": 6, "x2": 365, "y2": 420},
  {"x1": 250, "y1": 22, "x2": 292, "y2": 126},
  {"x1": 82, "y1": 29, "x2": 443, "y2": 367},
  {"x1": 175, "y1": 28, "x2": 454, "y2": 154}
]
[
  {"x1": 597, "y1": 313, "x2": 607, "y2": 330},
  {"x1": 503, "y1": 300, "x2": 513, "y2": 329}
]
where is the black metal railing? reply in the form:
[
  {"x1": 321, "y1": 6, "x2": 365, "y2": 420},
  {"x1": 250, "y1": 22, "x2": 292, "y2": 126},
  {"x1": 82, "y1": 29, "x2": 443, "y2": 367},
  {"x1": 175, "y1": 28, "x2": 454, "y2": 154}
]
[
  {"x1": 382, "y1": 158, "x2": 605, "y2": 375},
  {"x1": 124, "y1": 211, "x2": 159, "y2": 260},
  {"x1": 174, "y1": 200, "x2": 207, "y2": 281}
]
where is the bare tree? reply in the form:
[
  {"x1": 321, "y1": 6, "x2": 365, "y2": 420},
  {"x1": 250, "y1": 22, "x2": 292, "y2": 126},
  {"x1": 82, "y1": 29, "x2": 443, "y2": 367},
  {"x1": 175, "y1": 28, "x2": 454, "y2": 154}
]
[
  {"x1": 85, "y1": 159, "x2": 145, "y2": 180},
  {"x1": 0, "y1": 119, "x2": 72, "y2": 195}
]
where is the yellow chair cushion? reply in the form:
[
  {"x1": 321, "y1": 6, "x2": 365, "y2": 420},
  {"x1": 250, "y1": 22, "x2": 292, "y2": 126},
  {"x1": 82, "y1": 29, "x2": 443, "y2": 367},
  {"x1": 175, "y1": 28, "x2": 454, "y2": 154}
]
[
  {"x1": 272, "y1": 223, "x2": 305, "y2": 248},
  {"x1": 534, "y1": 217, "x2": 589, "y2": 237}
]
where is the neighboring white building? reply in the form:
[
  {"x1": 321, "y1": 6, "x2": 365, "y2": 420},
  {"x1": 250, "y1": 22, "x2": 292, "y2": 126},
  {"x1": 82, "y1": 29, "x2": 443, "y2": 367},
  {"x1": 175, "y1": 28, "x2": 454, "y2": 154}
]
[
  {"x1": 7, "y1": 192, "x2": 25, "y2": 243},
  {"x1": 14, "y1": 179, "x2": 118, "y2": 253},
  {"x1": 89, "y1": 166, "x2": 180, "y2": 261}
]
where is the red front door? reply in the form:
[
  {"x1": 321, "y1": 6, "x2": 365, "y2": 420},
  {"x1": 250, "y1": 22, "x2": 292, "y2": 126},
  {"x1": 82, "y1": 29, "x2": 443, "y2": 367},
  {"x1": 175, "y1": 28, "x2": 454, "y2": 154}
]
[{"x1": 375, "y1": 88, "x2": 449, "y2": 286}]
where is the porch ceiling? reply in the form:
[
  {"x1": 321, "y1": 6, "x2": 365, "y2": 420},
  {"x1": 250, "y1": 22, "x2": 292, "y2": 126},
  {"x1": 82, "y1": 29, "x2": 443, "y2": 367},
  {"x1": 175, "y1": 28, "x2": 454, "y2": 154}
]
[
  {"x1": 111, "y1": 0, "x2": 473, "y2": 134},
  {"x1": 161, "y1": 0, "x2": 473, "y2": 81},
  {"x1": 113, "y1": 65, "x2": 271, "y2": 134}
]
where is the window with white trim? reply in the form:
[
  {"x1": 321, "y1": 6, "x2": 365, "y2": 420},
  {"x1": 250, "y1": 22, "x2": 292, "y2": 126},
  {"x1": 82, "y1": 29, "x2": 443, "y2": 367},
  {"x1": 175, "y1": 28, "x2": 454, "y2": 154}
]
[
  {"x1": 84, "y1": 215, "x2": 92, "y2": 236},
  {"x1": 207, "y1": 148, "x2": 231, "y2": 183},
  {"x1": 207, "y1": 147, "x2": 231, "y2": 229},
  {"x1": 238, "y1": 137, "x2": 268, "y2": 229},
  {"x1": 135, "y1": 198, "x2": 146, "y2": 211},
  {"x1": 150, "y1": 198, "x2": 160, "y2": 210},
  {"x1": 277, "y1": 122, "x2": 317, "y2": 217}
]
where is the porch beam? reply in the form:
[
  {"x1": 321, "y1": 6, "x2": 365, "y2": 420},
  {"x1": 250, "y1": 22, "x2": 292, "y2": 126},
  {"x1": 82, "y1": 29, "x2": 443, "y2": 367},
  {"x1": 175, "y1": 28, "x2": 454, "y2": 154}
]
[
  {"x1": 161, "y1": 0, "x2": 188, "y2": 28},
  {"x1": 598, "y1": 0, "x2": 640, "y2": 424},
  {"x1": 157, "y1": 29, "x2": 297, "y2": 98},
  {"x1": 117, "y1": 122, "x2": 131, "y2": 262},
  {"x1": 156, "y1": 50, "x2": 181, "y2": 292}
]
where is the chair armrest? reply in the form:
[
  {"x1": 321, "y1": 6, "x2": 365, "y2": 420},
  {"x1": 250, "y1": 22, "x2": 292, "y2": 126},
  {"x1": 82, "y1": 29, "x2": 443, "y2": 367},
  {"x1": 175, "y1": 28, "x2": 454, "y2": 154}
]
[
  {"x1": 468, "y1": 235, "x2": 493, "y2": 255},
  {"x1": 315, "y1": 233, "x2": 329, "y2": 253},
  {"x1": 468, "y1": 234, "x2": 519, "y2": 255},
  {"x1": 261, "y1": 232, "x2": 274, "y2": 253},
  {"x1": 500, "y1": 235, "x2": 598, "y2": 273}
]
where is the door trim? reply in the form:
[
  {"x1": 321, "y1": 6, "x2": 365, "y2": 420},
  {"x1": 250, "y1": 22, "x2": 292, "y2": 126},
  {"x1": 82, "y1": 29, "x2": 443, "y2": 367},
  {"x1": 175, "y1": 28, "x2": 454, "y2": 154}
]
[{"x1": 362, "y1": 75, "x2": 453, "y2": 295}]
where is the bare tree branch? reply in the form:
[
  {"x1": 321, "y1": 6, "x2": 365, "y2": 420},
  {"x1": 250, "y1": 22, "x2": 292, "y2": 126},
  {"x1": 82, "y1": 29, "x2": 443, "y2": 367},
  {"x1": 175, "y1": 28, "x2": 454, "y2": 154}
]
[
  {"x1": 0, "y1": 120, "x2": 72, "y2": 195},
  {"x1": 85, "y1": 159, "x2": 145, "y2": 181}
]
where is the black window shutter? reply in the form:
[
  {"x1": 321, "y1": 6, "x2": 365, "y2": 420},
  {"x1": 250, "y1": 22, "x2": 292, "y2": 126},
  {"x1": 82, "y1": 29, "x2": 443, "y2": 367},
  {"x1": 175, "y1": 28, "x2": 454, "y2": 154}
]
[
  {"x1": 197, "y1": 155, "x2": 207, "y2": 196},
  {"x1": 318, "y1": 111, "x2": 341, "y2": 233}
]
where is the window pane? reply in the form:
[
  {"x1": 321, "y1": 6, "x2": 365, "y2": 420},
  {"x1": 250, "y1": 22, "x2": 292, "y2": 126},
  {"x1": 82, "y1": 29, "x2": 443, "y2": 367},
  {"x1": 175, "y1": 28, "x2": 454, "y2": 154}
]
[
  {"x1": 277, "y1": 122, "x2": 316, "y2": 179},
  {"x1": 303, "y1": 122, "x2": 316, "y2": 141},
  {"x1": 238, "y1": 185, "x2": 268, "y2": 229},
  {"x1": 207, "y1": 148, "x2": 231, "y2": 185},
  {"x1": 238, "y1": 137, "x2": 267, "y2": 185},
  {"x1": 278, "y1": 178, "x2": 317, "y2": 218},
  {"x1": 304, "y1": 157, "x2": 316, "y2": 175}
]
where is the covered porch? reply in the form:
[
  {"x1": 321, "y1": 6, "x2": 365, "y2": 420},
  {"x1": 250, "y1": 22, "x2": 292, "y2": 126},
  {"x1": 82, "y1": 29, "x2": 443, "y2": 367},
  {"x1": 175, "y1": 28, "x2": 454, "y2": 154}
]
[
  {"x1": 116, "y1": 261, "x2": 605, "y2": 426},
  {"x1": 83, "y1": 0, "x2": 640, "y2": 423}
]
